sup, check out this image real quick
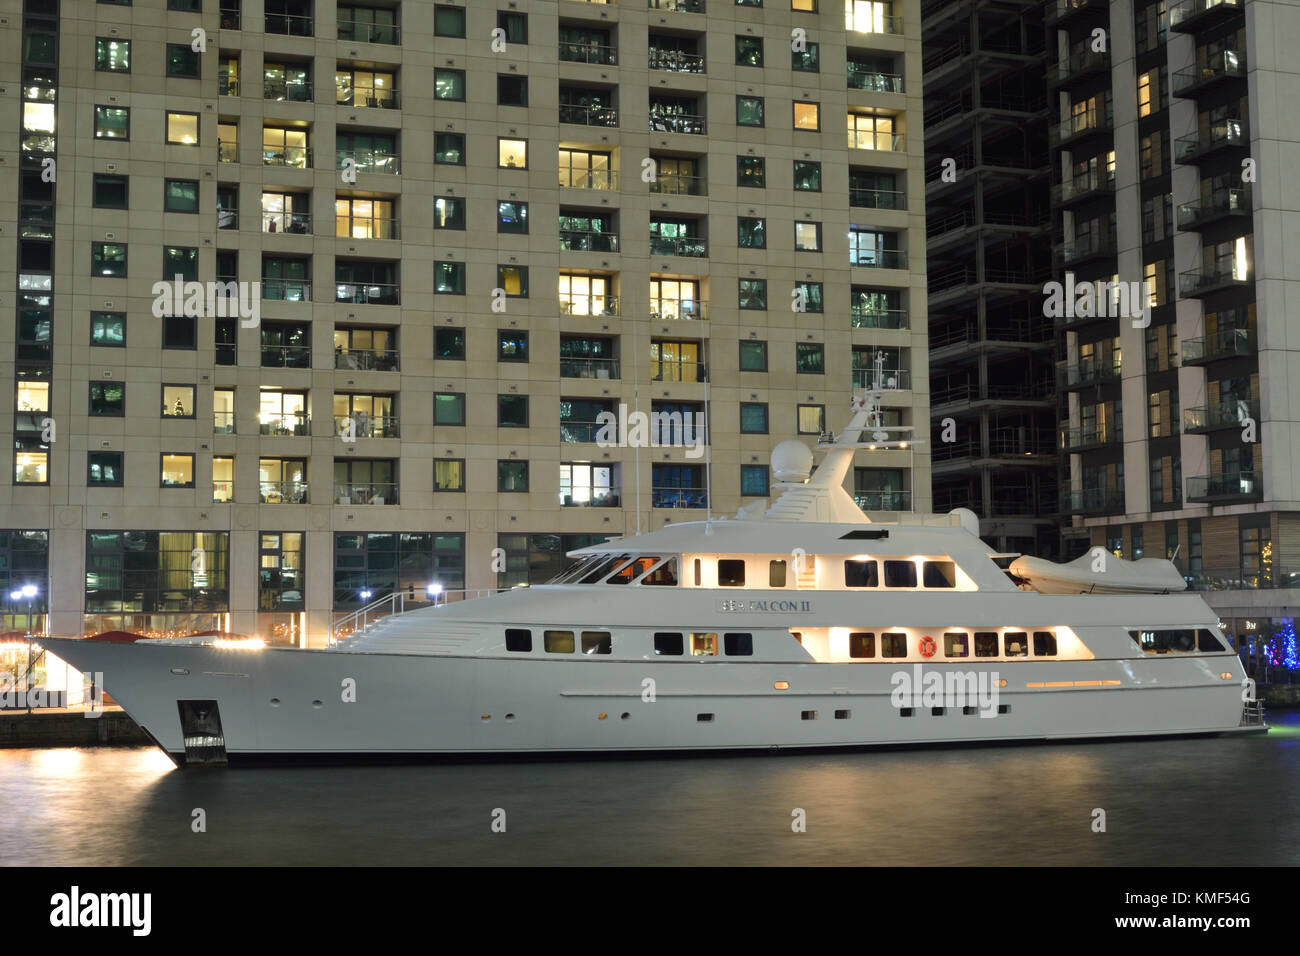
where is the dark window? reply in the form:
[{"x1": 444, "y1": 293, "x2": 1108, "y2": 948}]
[
  {"x1": 498, "y1": 201, "x2": 529, "y2": 233},
  {"x1": 739, "y1": 339, "x2": 767, "y2": 369},
  {"x1": 793, "y1": 160, "x2": 821, "y2": 191},
  {"x1": 738, "y1": 280, "x2": 767, "y2": 311},
  {"x1": 164, "y1": 179, "x2": 200, "y2": 213},
  {"x1": 166, "y1": 43, "x2": 201, "y2": 77},
  {"x1": 434, "y1": 197, "x2": 466, "y2": 229},
  {"x1": 741, "y1": 465, "x2": 769, "y2": 496},
  {"x1": 162, "y1": 316, "x2": 197, "y2": 349},
  {"x1": 739, "y1": 402, "x2": 768, "y2": 434},
  {"x1": 974, "y1": 632, "x2": 999, "y2": 657},
  {"x1": 435, "y1": 69, "x2": 466, "y2": 100},
  {"x1": 1198, "y1": 629, "x2": 1225, "y2": 652},
  {"x1": 498, "y1": 459, "x2": 528, "y2": 492},
  {"x1": 435, "y1": 261, "x2": 466, "y2": 294},
  {"x1": 796, "y1": 342, "x2": 825, "y2": 374},
  {"x1": 736, "y1": 95, "x2": 764, "y2": 127},
  {"x1": 792, "y1": 41, "x2": 819, "y2": 72},
  {"x1": 434, "y1": 5, "x2": 466, "y2": 37},
  {"x1": 497, "y1": 394, "x2": 529, "y2": 427},
  {"x1": 737, "y1": 155, "x2": 765, "y2": 187},
  {"x1": 849, "y1": 632, "x2": 875, "y2": 658},
  {"x1": 793, "y1": 281, "x2": 823, "y2": 312},
  {"x1": 498, "y1": 74, "x2": 528, "y2": 106},
  {"x1": 654, "y1": 632, "x2": 683, "y2": 655},
  {"x1": 434, "y1": 393, "x2": 466, "y2": 425},
  {"x1": 91, "y1": 312, "x2": 126, "y2": 347},
  {"x1": 497, "y1": 11, "x2": 527, "y2": 43},
  {"x1": 884, "y1": 560, "x2": 917, "y2": 587},
  {"x1": 435, "y1": 132, "x2": 465, "y2": 164},
  {"x1": 92, "y1": 242, "x2": 127, "y2": 277},
  {"x1": 1004, "y1": 632, "x2": 1029, "y2": 656},
  {"x1": 736, "y1": 36, "x2": 763, "y2": 67},
  {"x1": 88, "y1": 451, "x2": 123, "y2": 487},
  {"x1": 801, "y1": 710, "x2": 818, "y2": 720},
  {"x1": 505, "y1": 628, "x2": 532, "y2": 652},
  {"x1": 582, "y1": 631, "x2": 612, "y2": 655},
  {"x1": 881, "y1": 632, "x2": 907, "y2": 658},
  {"x1": 718, "y1": 559, "x2": 746, "y2": 586},
  {"x1": 498, "y1": 331, "x2": 528, "y2": 362},
  {"x1": 93, "y1": 174, "x2": 129, "y2": 209},
  {"x1": 163, "y1": 246, "x2": 199, "y2": 282},
  {"x1": 89, "y1": 382, "x2": 125, "y2": 416},
  {"x1": 435, "y1": 328, "x2": 465, "y2": 359},
  {"x1": 844, "y1": 560, "x2": 878, "y2": 587},
  {"x1": 738, "y1": 217, "x2": 766, "y2": 248},
  {"x1": 1033, "y1": 631, "x2": 1057, "y2": 656}
]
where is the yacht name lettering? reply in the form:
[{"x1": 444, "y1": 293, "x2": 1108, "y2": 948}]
[{"x1": 717, "y1": 599, "x2": 812, "y2": 613}]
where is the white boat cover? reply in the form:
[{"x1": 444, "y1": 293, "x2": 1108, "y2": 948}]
[{"x1": 1009, "y1": 547, "x2": 1187, "y2": 594}]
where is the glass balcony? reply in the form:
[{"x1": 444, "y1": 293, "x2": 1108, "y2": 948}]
[
  {"x1": 1055, "y1": 232, "x2": 1115, "y2": 265},
  {"x1": 650, "y1": 299, "x2": 707, "y2": 321},
  {"x1": 561, "y1": 169, "x2": 619, "y2": 190},
  {"x1": 336, "y1": 149, "x2": 399, "y2": 175},
  {"x1": 259, "y1": 412, "x2": 310, "y2": 436},
  {"x1": 260, "y1": 481, "x2": 309, "y2": 504},
  {"x1": 219, "y1": 70, "x2": 239, "y2": 96},
  {"x1": 1178, "y1": 262, "x2": 1250, "y2": 297},
  {"x1": 854, "y1": 491, "x2": 911, "y2": 511},
  {"x1": 559, "y1": 296, "x2": 620, "y2": 318},
  {"x1": 649, "y1": 111, "x2": 706, "y2": 135},
  {"x1": 334, "y1": 483, "x2": 398, "y2": 505},
  {"x1": 262, "y1": 211, "x2": 312, "y2": 234},
  {"x1": 220, "y1": 4, "x2": 240, "y2": 29},
  {"x1": 1049, "y1": 111, "x2": 1112, "y2": 147},
  {"x1": 1059, "y1": 423, "x2": 1122, "y2": 450},
  {"x1": 1183, "y1": 400, "x2": 1259, "y2": 433},
  {"x1": 337, "y1": 89, "x2": 400, "y2": 110},
  {"x1": 1059, "y1": 356, "x2": 1121, "y2": 388},
  {"x1": 1059, "y1": 488, "x2": 1125, "y2": 514},
  {"x1": 560, "y1": 357, "x2": 620, "y2": 379},
  {"x1": 560, "y1": 230, "x2": 620, "y2": 253},
  {"x1": 263, "y1": 145, "x2": 311, "y2": 168},
  {"x1": 213, "y1": 411, "x2": 235, "y2": 435},
  {"x1": 218, "y1": 141, "x2": 238, "y2": 163},
  {"x1": 335, "y1": 282, "x2": 399, "y2": 305},
  {"x1": 1183, "y1": 565, "x2": 1300, "y2": 591},
  {"x1": 560, "y1": 420, "x2": 606, "y2": 443},
  {"x1": 265, "y1": 12, "x2": 313, "y2": 37},
  {"x1": 1174, "y1": 51, "x2": 1245, "y2": 97},
  {"x1": 849, "y1": 186, "x2": 906, "y2": 209},
  {"x1": 649, "y1": 49, "x2": 704, "y2": 72},
  {"x1": 1174, "y1": 120, "x2": 1247, "y2": 164},
  {"x1": 648, "y1": 174, "x2": 706, "y2": 197},
  {"x1": 561, "y1": 489, "x2": 621, "y2": 508},
  {"x1": 562, "y1": 42, "x2": 618, "y2": 66},
  {"x1": 560, "y1": 104, "x2": 619, "y2": 128},
  {"x1": 260, "y1": 280, "x2": 312, "y2": 304},
  {"x1": 264, "y1": 79, "x2": 313, "y2": 102},
  {"x1": 1187, "y1": 470, "x2": 1259, "y2": 502},
  {"x1": 648, "y1": 0, "x2": 703, "y2": 11},
  {"x1": 847, "y1": 130, "x2": 905, "y2": 151},
  {"x1": 847, "y1": 69, "x2": 903, "y2": 92},
  {"x1": 336, "y1": 215, "x2": 399, "y2": 240},
  {"x1": 649, "y1": 236, "x2": 707, "y2": 257},
  {"x1": 1181, "y1": 327, "x2": 1256, "y2": 364},
  {"x1": 1052, "y1": 171, "x2": 1115, "y2": 206},
  {"x1": 653, "y1": 487, "x2": 708, "y2": 508},
  {"x1": 1045, "y1": 0, "x2": 1107, "y2": 26},
  {"x1": 849, "y1": 247, "x2": 906, "y2": 269},
  {"x1": 651, "y1": 362, "x2": 706, "y2": 383},
  {"x1": 852, "y1": 368, "x2": 910, "y2": 390},
  {"x1": 850, "y1": 307, "x2": 908, "y2": 330},
  {"x1": 334, "y1": 414, "x2": 399, "y2": 438},
  {"x1": 1176, "y1": 187, "x2": 1250, "y2": 230},
  {"x1": 1048, "y1": 49, "x2": 1108, "y2": 86},
  {"x1": 335, "y1": 347, "x2": 399, "y2": 371},
  {"x1": 1170, "y1": 0, "x2": 1243, "y2": 33},
  {"x1": 337, "y1": 20, "x2": 399, "y2": 44}
]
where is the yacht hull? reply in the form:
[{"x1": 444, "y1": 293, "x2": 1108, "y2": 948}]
[{"x1": 41, "y1": 638, "x2": 1257, "y2": 767}]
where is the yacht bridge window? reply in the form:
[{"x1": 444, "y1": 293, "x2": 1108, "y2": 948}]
[
  {"x1": 718, "y1": 560, "x2": 745, "y2": 586},
  {"x1": 642, "y1": 558, "x2": 678, "y2": 586},
  {"x1": 849, "y1": 632, "x2": 875, "y2": 658},
  {"x1": 845, "y1": 559, "x2": 879, "y2": 587},
  {"x1": 505, "y1": 628, "x2": 531, "y2": 652},
  {"x1": 945, "y1": 632, "x2": 969, "y2": 657},
  {"x1": 655, "y1": 632, "x2": 683, "y2": 655},
  {"x1": 881, "y1": 632, "x2": 907, "y2": 657},
  {"x1": 1129, "y1": 628, "x2": 1224, "y2": 653}
]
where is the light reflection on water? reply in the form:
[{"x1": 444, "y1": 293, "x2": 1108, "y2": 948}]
[{"x1": 2, "y1": 713, "x2": 1297, "y2": 866}]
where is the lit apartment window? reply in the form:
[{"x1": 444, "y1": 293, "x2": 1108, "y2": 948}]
[
  {"x1": 15, "y1": 439, "x2": 49, "y2": 485},
  {"x1": 435, "y1": 262, "x2": 465, "y2": 294},
  {"x1": 213, "y1": 457, "x2": 234, "y2": 503},
  {"x1": 435, "y1": 459, "x2": 465, "y2": 492},
  {"x1": 161, "y1": 453, "x2": 196, "y2": 488},
  {"x1": 498, "y1": 201, "x2": 528, "y2": 234},
  {"x1": 162, "y1": 384, "x2": 196, "y2": 418},
  {"x1": 260, "y1": 458, "x2": 308, "y2": 503},
  {"x1": 498, "y1": 265, "x2": 529, "y2": 297},
  {"x1": 263, "y1": 126, "x2": 309, "y2": 167},
  {"x1": 88, "y1": 452, "x2": 123, "y2": 487},
  {"x1": 95, "y1": 38, "x2": 130, "y2": 72},
  {"x1": 92, "y1": 242, "x2": 127, "y2": 277},
  {"x1": 94, "y1": 106, "x2": 129, "y2": 140},
  {"x1": 737, "y1": 156, "x2": 765, "y2": 188},
  {"x1": 264, "y1": 62, "x2": 312, "y2": 102},
  {"x1": 559, "y1": 149, "x2": 614, "y2": 189},
  {"x1": 794, "y1": 101, "x2": 820, "y2": 130},
  {"x1": 336, "y1": 67, "x2": 397, "y2": 108},
  {"x1": 561, "y1": 464, "x2": 617, "y2": 507},
  {"x1": 499, "y1": 138, "x2": 528, "y2": 168},
  {"x1": 214, "y1": 389, "x2": 235, "y2": 434},
  {"x1": 167, "y1": 111, "x2": 200, "y2": 145},
  {"x1": 337, "y1": 196, "x2": 395, "y2": 239},
  {"x1": 335, "y1": 394, "x2": 396, "y2": 438},
  {"x1": 435, "y1": 132, "x2": 465, "y2": 164},
  {"x1": 435, "y1": 69, "x2": 466, "y2": 101},
  {"x1": 848, "y1": 112, "x2": 897, "y2": 150},
  {"x1": 795, "y1": 221, "x2": 822, "y2": 251},
  {"x1": 337, "y1": 132, "x2": 397, "y2": 173},
  {"x1": 91, "y1": 312, "x2": 126, "y2": 347},
  {"x1": 218, "y1": 122, "x2": 237, "y2": 162},
  {"x1": 845, "y1": 0, "x2": 895, "y2": 33},
  {"x1": 650, "y1": 278, "x2": 703, "y2": 320},
  {"x1": 560, "y1": 274, "x2": 614, "y2": 316},
  {"x1": 263, "y1": 191, "x2": 311, "y2": 233}
]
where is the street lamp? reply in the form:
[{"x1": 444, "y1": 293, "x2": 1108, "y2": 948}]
[
  {"x1": 426, "y1": 582, "x2": 443, "y2": 606},
  {"x1": 9, "y1": 585, "x2": 38, "y2": 714},
  {"x1": 359, "y1": 589, "x2": 373, "y2": 602}
]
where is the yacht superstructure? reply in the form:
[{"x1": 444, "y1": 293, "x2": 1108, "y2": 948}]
[{"x1": 41, "y1": 391, "x2": 1266, "y2": 766}]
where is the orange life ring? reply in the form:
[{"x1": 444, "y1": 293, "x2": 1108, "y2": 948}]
[{"x1": 919, "y1": 636, "x2": 937, "y2": 658}]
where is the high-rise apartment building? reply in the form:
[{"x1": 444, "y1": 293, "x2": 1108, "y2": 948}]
[
  {"x1": 1045, "y1": 0, "x2": 1300, "y2": 669},
  {"x1": 2, "y1": 0, "x2": 930, "y2": 647}
]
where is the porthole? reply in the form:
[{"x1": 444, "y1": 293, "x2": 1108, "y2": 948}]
[
  {"x1": 620, "y1": 712, "x2": 630, "y2": 720},
  {"x1": 269, "y1": 698, "x2": 281, "y2": 707},
  {"x1": 505, "y1": 713, "x2": 516, "y2": 720},
  {"x1": 311, "y1": 699, "x2": 323, "y2": 708}
]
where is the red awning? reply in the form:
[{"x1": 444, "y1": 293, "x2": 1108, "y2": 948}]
[{"x1": 86, "y1": 630, "x2": 145, "y2": 643}]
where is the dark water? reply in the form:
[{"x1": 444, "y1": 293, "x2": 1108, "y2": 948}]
[{"x1": 3, "y1": 713, "x2": 1298, "y2": 866}]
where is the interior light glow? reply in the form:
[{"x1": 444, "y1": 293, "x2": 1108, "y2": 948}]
[{"x1": 212, "y1": 637, "x2": 265, "y2": 650}]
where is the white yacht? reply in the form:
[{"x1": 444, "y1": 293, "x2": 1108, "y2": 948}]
[{"x1": 42, "y1": 390, "x2": 1266, "y2": 767}]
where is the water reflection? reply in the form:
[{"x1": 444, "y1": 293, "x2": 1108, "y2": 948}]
[{"x1": 2, "y1": 714, "x2": 1297, "y2": 866}]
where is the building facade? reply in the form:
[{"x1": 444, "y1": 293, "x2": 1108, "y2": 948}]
[
  {"x1": 1047, "y1": 0, "x2": 1300, "y2": 671},
  {"x1": 1, "y1": 0, "x2": 931, "y2": 646}
]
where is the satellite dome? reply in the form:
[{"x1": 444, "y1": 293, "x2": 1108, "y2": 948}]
[
  {"x1": 771, "y1": 440, "x2": 814, "y2": 483},
  {"x1": 948, "y1": 508, "x2": 981, "y2": 537}
]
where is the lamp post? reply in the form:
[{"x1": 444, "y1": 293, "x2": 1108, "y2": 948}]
[
  {"x1": 426, "y1": 582, "x2": 443, "y2": 607},
  {"x1": 10, "y1": 585, "x2": 37, "y2": 714}
]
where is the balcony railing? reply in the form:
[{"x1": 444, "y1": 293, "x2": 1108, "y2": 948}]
[
  {"x1": 1059, "y1": 356, "x2": 1122, "y2": 387},
  {"x1": 560, "y1": 230, "x2": 620, "y2": 252},
  {"x1": 219, "y1": 70, "x2": 239, "y2": 96},
  {"x1": 260, "y1": 481, "x2": 309, "y2": 504},
  {"x1": 1045, "y1": 0, "x2": 1107, "y2": 26},
  {"x1": 1174, "y1": 51, "x2": 1245, "y2": 97},
  {"x1": 649, "y1": 49, "x2": 704, "y2": 72},
  {"x1": 334, "y1": 414, "x2": 399, "y2": 438},
  {"x1": 1184, "y1": 400, "x2": 1259, "y2": 433},
  {"x1": 561, "y1": 170, "x2": 619, "y2": 190},
  {"x1": 265, "y1": 13, "x2": 313, "y2": 37},
  {"x1": 212, "y1": 481, "x2": 235, "y2": 503},
  {"x1": 1052, "y1": 172, "x2": 1115, "y2": 205},
  {"x1": 259, "y1": 413, "x2": 310, "y2": 436},
  {"x1": 560, "y1": 104, "x2": 619, "y2": 127},
  {"x1": 847, "y1": 130, "x2": 905, "y2": 151},
  {"x1": 651, "y1": 363, "x2": 707, "y2": 383},
  {"x1": 559, "y1": 296, "x2": 620, "y2": 318},
  {"x1": 1049, "y1": 49, "x2": 1108, "y2": 85},
  {"x1": 650, "y1": 236, "x2": 707, "y2": 258},
  {"x1": 561, "y1": 490, "x2": 621, "y2": 508},
  {"x1": 1059, "y1": 423, "x2": 1122, "y2": 450},
  {"x1": 648, "y1": 0, "x2": 703, "y2": 11},
  {"x1": 1179, "y1": 263, "x2": 1250, "y2": 297},
  {"x1": 337, "y1": 20, "x2": 400, "y2": 45},
  {"x1": 218, "y1": 207, "x2": 239, "y2": 229},
  {"x1": 335, "y1": 348, "x2": 399, "y2": 371},
  {"x1": 1060, "y1": 488, "x2": 1125, "y2": 514},
  {"x1": 337, "y1": 90, "x2": 400, "y2": 110},
  {"x1": 650, "y1": 299, "x2": 707, "y2": 321},
  {"x1": 649, "y1": 111, "x2": 706, "y2": 135},
  {"x1": 262, "y1": 211, "x2": 312, "y2": 234},
  {"x1": 849, "y1": 248, "x2": 906, "y2": 269},
  {"x1": 261, "y1": 280, "x2": 311, "y2": 303},
  {"x1": 1055, "y1": 232, "x2": 1115, "y2": 265},
  {"x1": 218, "y1": 141, "x2": 238, "y2": 163},
  {"x1": 213, "y1": 411, "x2": 235, "y2": 434},
  {"x1": 1187, "y1": 470, "x2": 1259, "y2": 502},
  {"x1": 562, "y1": 41, "x2": 618, "y2": 65},
  {"x1": 560, "y1": 357, "x2": 620, "y2": 379},
  {"x1": 1183, "y1": 566, "x2": 1300, "y2": 592},
  {"x1": 848, "y1": 69, "x2": 903, "y2": 92},
  {"x1": 852, "y1": 368, "x2": 910, "y2": 390},
  {"x1": 335, "y1": 483, "x2": 398, "y2": 505},
  {"x1": 336, "y1": 216, "x2": 400, "y2": 240},
  {"x1": 263, "y1": 145, "x2": 311, "y2": 168},
  {"x1": 561, "y1": 420, "x2": 608, "y2": 443},
  {"x1": 1176, "y1": 187, "x2": 1250, "y2": 229},
  {"x1": 849, "y1": 187, "x2": 906, "y2": 209},
  {"x1": 1049, "y1": 111, "x2": 1112, "y2": 146},
  {"x1": 653, "y1": 487, "x2": 708, "y2": 508},
  {"x1": 649, "y1": 174, "x2": 706, "y2": 196},
  {"x1": 1174, "y1": 120, "x2": 1247, "y2": 163},
  {"x1": 264, "y1": 80, "x2": 313, "y2": 102},
  {"x1": 336, "y1": 149, "x2": 399, "y2": 175},
  {"x1": 1181, "y1": 327, "x2": 1256, "y2": 364},
  {"x1": 854, "y1": 491, "x2": 911, "y2": 512},
  {"x1": 220, "y1": 5, "x2": 240, "y2": 29},
  {"x1": 261, "y1": 344, "x2": 312, "y2": 368},
  {"x1": 335, "y1": 282, "x2": 399, "y2": 305},
  {"x1": 1170, "y1": 0, "x2": 1243, "y2": 32},
  {"x1": 851, "y1": 307, "x2": 908, "y2": 330}
]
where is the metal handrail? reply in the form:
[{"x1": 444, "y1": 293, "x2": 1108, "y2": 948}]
[
  {"x1": 262, "y1": 211, "x2": 312, "y2": 234},
  {"x1": 560, "y1": 104, "x2": 619, "y2": 127},
  {"x1": 649, "y1": 49, "x2": 704, "y2": 72},
  {"x1": 337, "y1": 20, "x2": 400, "y2": 44}
]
